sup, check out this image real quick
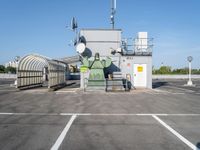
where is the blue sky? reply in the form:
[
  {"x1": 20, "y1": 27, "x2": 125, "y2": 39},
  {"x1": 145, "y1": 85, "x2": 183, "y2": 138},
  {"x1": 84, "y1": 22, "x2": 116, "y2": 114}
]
[{"x1": 0, "y1": 0, "x2": 199, "y2": 69}]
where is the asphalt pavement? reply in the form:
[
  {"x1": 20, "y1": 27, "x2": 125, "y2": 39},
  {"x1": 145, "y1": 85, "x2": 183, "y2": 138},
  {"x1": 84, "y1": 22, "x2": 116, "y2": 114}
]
[{"x1": 0, "y1": 79, "x2": 199, "y2": 150}]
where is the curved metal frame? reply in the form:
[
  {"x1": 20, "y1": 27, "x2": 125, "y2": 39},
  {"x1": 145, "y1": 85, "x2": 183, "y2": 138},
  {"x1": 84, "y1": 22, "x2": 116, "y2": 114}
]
[{"x1": 17, "y1": 54, "x2": 66, "y2": 89}]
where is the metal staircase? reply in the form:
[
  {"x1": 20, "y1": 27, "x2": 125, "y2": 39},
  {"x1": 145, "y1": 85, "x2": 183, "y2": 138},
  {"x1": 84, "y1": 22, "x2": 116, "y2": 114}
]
[{"x1": 106, "y1": 72, "x2": 129, "y2": 92}]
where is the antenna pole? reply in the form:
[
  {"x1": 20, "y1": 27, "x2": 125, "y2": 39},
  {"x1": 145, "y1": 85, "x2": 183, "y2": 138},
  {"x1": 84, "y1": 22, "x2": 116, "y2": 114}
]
[{"x1": 110, "y1": 0, "x2": 116, "y2": 29}]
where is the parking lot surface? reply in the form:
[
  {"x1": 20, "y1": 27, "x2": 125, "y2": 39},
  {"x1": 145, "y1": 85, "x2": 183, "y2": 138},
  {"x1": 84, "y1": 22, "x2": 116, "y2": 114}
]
[{"x1": 0, "y1": 79, "x2": 200, "y2": 150}]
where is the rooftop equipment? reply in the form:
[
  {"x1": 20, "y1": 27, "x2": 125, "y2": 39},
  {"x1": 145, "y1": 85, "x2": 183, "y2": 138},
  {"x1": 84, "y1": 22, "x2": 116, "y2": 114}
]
[
  {"x1": 82, "y1": 53, "x2": 111, "y2": 90},
  {"x1": 110, "y1": 0, "x2": 116, "y2": 29}
]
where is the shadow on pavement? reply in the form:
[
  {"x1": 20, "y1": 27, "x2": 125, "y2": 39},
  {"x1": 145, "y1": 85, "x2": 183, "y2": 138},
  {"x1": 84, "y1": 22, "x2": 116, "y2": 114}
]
[
  {"x1": 152, "y1": 81, "x2": 168, "y2": 89},
  {"x1": 196, "y1": 142, "x2": 200, "y2": 149}
]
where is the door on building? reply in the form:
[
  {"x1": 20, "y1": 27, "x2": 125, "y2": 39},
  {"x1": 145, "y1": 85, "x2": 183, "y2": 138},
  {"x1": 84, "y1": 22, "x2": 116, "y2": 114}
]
[{"x1": 133, "y1": 64, "x2": 147, "y2": 87}]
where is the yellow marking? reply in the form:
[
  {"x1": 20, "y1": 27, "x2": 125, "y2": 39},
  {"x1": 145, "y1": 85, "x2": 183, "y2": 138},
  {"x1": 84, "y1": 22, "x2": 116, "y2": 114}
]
[
  {"x1": 80, "y1": 66, "x2": 88, "y2": 73},
  {"x1": 137, "y1": 66, "x2": 143, "y2": 72}
]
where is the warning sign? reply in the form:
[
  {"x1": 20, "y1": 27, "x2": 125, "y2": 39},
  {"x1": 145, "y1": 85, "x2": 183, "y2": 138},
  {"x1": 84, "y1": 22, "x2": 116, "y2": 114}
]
[
  {"x1": 137, "y1": 66, "x2": 143, "y2": 72},
  {"x1": 80, "y1": 66, "x2": 88, "y2": 73}
]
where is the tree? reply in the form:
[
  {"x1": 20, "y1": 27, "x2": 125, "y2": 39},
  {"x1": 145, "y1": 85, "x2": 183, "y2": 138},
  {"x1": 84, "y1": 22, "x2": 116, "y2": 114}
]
[
  {"x1": 5, "y1": 66, "x2": 16, "y2": 74},
  {"x1": 159, "y1": 66, "x2": 172, "y2": 74},
  {"x1": 0, "y1": 65, "x2": 5, "y2": 73},
  {"x1": 153, "y1": 67, "x2": 200, "y2": 75},
  {"x1": 172, "y1": 68, "x2": 188, "y2": 74}
]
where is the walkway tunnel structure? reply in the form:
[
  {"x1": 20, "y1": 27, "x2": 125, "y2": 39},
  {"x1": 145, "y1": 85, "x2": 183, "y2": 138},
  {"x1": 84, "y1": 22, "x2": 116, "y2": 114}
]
[{"x1": 17, "y1": 54, "x2": 66, "y2": 90}]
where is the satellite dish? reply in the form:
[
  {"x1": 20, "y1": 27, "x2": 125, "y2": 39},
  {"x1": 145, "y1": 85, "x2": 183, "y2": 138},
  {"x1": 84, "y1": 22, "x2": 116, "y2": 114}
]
[
  {"x1": 71, "y1": 17, "x2": 78, "y2": 31},
  {"x1": 15, "y1": 56, "x2": 20, "y2": 62},
  {"x1": 117, "y1": 47, "x2": 122, "y2": 53},
  {"x1": 76, "y1": 43, "x2": 86, "y2": 54}
]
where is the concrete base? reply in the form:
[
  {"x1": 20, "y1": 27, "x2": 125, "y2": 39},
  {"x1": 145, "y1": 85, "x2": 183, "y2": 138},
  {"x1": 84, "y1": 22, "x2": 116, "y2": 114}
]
[
  {"x1": 184, "y1": 80, "x2": 196, "y2": 87},
  {"x1": 187, "y1": 80, "x2": 193, "y2": 85}
]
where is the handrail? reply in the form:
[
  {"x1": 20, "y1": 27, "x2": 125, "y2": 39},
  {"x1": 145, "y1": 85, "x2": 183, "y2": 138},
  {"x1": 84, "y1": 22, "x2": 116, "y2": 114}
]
[
  {"x1": 84, "y1": 78, "x2": 106, "y2": 91},
  {"x1": 106, "y1": 79, "x2": 130, "y2": 91},
  {"x1": 84, "y1": 78, "x2": 131, "y2": 92}
]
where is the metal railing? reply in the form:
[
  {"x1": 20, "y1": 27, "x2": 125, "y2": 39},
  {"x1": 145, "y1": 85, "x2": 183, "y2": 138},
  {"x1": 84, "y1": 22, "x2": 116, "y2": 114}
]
[
  {"x1": 106, "y1": 78, "x2": 130, "y2": 92},
  {"x1": 84, "y1": 78, "x2": 106, "y2": 91},
  {"x1": 121, "y1": 38, "x2": 153, "y2": 56},
  {"x1": 84, "y1": 78, "x2": 131, "y2": 92}
]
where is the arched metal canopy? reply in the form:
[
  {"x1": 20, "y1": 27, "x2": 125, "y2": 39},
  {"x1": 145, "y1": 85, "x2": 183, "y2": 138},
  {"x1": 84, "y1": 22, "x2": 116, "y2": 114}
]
[{"x1": 17, "y1": 54, "x2": 66, "y2": 89}]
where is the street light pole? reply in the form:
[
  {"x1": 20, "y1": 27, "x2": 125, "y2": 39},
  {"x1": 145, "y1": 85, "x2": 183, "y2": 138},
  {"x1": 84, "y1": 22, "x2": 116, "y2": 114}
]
[
  {"x1": 187, "y1": 56, "x2": 194, "y2": 86},
  {"x1": 188, "y1": 61, "x2": 192, "y2": 85}
]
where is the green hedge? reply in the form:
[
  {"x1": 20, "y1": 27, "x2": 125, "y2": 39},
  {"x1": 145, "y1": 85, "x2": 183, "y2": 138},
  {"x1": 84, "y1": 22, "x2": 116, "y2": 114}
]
[
  {"x1": 0, "y1": 65, "x2": 16, "y2": 74},
  {"x1": 153, "y1": 66, "x2": 200, "y2": 75}
]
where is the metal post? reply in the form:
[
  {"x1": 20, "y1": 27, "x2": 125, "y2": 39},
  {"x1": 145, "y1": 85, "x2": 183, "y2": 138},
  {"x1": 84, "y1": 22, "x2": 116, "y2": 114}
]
[
  {"x1": 187, "y1": 62, "x2": 193, "y2": 86},
  {"x1": 110, "y1": 0, "x2": 116, "y2": 29},
  {"x1": 186, "y1": 56, "x2": 194, "y2": 86},
  {"x1": 189, "y1": 62, "x2": 191, "y2": 83},
  {"x1": 111, "y1": 15, "x2": 114, "y2": 29}
]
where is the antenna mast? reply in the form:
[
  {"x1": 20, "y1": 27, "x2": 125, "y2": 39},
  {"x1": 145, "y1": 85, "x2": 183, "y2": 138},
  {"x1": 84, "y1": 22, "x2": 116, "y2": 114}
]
[
  {"x1": 70, "y1": 17, "x2": 78, "y2": 45},
  {"x1": 110, "y1": 0, "x2": 116, "y2": 29}
]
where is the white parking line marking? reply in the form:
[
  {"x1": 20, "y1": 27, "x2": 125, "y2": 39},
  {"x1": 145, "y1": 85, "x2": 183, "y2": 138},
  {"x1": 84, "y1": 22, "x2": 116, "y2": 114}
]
[
  {"x1": 51, "y1": 114, "x2": 77, "y2": 150},
  {"x1": 0, "y1": 112, "x2": 14, "y2": 115},
  {"x1": 55, "y1": 91, "x2": 76, "y2": 94},
  {"x1": 0, "y1": 89, "x2": 17, "y2": 92},
  {"x1": 152, "y1": 115, "x2": 196, "y2": 150},
  {"x1": 0, "y1": 84, "x2": 10, "y2": 87},
  {"x1": 172, "y1": 93, "x2": 185, "y2": 95},
  {"x1": 153, "y1": 89, "x2": 172, "y2": 94},
  {"x1": 144, "y1": 91, "x2": 155, "y2": 95},
  {"x1": 137, "y1": 114, "x2": 168, "y2": 116},
  {"x1": 60, "y1": 113, "x2": 91, "y2": 116},
  {"x1": 1, "y1": 112, "x2": 200, "y2": 116},
  {"x1": 153, "y1": 89, "x2": 186, "y2": 95},
  {"x1": 0, "y1": 112, "x2": 59, "y2": 116},
  {"x1": 165, "y1": 86, "x2": 195, "y2": 93}
]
